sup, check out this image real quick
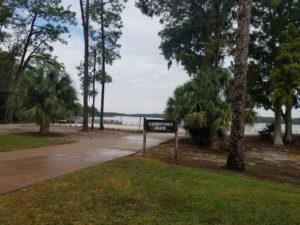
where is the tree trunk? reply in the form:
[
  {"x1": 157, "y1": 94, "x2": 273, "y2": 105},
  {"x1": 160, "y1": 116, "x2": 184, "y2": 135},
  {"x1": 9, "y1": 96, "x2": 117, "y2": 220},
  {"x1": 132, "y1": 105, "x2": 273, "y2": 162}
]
[
  {"x1": 5, "y1": 107, "x2": 13, "y2": 123},
  {"x1": 210, "y1": 124, "x2": 219, "y2": 151},
  {"x1": 39, "y1": 120, "x2": 50, "y2": 135},
  {"x1": 91, "y1": 50, "x2": 97, "y2": 130},
  {"x1": 274, "y1": 98, "x2": 284, "y2": 146},
  {"x1": 100, "y1": 81, "x2": 105, "y2": 130},
  {"x1": 16, "y1": 13, "x2": 38, "y2": 80},
  {"x1": 80, "y1": 0, "x2": 90, "y2": 132},
  {"x1": 4, "y1": 71, "x2": 17, "y2": 124},
  {"x1": 100, "y1": 0, "x2": 105, "y2": 131},
  {"x1": 226, "y1": 0, "x2": 252, "y2": 172},
  {"x1": 284, "y1": 103, "x2": 293, "y2": 144}
]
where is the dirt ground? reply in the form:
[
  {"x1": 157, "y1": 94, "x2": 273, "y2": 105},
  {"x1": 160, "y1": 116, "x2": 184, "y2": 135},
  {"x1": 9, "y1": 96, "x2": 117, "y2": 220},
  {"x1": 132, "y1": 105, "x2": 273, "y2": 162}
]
[
  {"x1": 0, "y1": 123, "x2": 137, "y2": 142},
  {"x1": 149, "y1": 136, "x2": 300, "y2": 186}
]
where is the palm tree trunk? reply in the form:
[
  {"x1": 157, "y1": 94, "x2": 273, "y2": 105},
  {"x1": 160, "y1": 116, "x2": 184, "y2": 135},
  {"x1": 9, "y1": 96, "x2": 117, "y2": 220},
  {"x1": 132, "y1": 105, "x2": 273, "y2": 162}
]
[
  {"x1": 210, "y1": 124, "x2": 219, "y2": 151},
  {"x1": 274, "y1": 98, "x2": 283, "y2": 146},
  {"x1": 5, "y1": 107, "x2": 13, "y2": 124},
  {"x1": 284, "y1": 102, "x2": 293, "y2": 144},
  {"x1": 226, "y1": 0, "x2": 252, "y2": 171},
  {"x1": 39, "y1": 120, "x2": 50, "y2": 135}
]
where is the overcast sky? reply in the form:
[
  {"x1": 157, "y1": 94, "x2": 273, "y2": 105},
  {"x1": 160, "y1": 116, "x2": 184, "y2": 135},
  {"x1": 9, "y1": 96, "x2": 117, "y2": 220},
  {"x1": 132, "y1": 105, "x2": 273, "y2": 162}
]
[
  {"x1": 52, "y1": 0, "x2": 190, "y2": 114},
  {"x1": 52, "y1": 0, "x2": 299, "y2": 117}
]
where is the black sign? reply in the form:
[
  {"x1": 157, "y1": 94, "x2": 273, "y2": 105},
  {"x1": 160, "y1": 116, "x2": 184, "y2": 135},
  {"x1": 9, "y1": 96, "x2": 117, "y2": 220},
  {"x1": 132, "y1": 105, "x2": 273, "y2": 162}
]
[{"x1": 144, "y1": 119, "x2": 177, "y2": 133}]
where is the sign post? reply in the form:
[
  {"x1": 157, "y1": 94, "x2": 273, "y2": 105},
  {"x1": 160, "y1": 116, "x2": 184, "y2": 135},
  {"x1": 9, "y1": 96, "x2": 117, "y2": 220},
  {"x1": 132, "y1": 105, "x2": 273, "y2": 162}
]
[
  {"x1": 143, "y1": 118, "x2": 179, "y2": 161},
  {"x1": 143, "y1": 118, "x2": 147, "y2": 156},
  {"x1": 175, "y1": 127, "x2": 178, "y2": 161}
]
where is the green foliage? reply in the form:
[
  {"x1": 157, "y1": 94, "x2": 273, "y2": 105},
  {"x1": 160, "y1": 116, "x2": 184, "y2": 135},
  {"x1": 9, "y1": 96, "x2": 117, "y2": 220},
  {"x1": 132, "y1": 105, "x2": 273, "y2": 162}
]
[
  {"x1": 136, "y1": 0, "x2": 235, "y2": 74},
  {"x1": 1, "y1": 158, "x2": 300, "y2": 224},
  {"x1": 0, "y1": 51, "x2": 16, "y2": 122},
  {"x1": 0, "y1": 133, "x2": 72, "y2": 152},
  {"x1": 165, "y1": 68, "x2": 232, "y2": 148},
  {"x1": 248, "y1": 0, "x2": 300, "y2": 110},
  {"x1": 270, "y1": 25, "x2": 300, "y2": 106},
  {"x1": 90, "y1": 0, "x2": 127, "y2": 66},
  {"x1": 0, "y1": 0, "x2": 14, "y2": 42},
  {"x1": 5, "y1": 0, "x2": 76, "y2": 76},
  {"x1": 15, "y1": 64, "x2": 77, "y2": 134},
  {"x1": 259, "y1": 123, "x2": 275, "y2": 142}
]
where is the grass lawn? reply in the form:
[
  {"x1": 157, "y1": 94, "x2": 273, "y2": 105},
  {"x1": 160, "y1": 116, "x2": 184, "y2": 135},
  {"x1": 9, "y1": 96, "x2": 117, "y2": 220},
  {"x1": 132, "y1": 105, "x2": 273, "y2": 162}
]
[
  {"x1": 0, "y1": 158, "x2": 299, "y2": 225},
  {"x1": 0, "y1": 133, "x2": 73, "y2": 152}
]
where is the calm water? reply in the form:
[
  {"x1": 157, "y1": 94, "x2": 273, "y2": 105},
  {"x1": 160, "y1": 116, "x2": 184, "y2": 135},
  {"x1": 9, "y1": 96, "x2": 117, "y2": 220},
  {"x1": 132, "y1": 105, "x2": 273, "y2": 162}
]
[
  {"x1": 86, "y1": 116, "x2": 300, "y2": 134},
  {"x1": 245, "y1": 123, "x2": 300, "y2": 135}
]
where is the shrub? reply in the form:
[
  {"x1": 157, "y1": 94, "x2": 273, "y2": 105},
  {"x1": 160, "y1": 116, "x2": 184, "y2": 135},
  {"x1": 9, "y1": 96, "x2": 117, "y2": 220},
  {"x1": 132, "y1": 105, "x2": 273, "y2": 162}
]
[
  {"x1": 186, "y1": 126, "x2": 225, "y2": 146},
  {"x1": 259, "y1": 123, "x2": 275, "y2": 141}
]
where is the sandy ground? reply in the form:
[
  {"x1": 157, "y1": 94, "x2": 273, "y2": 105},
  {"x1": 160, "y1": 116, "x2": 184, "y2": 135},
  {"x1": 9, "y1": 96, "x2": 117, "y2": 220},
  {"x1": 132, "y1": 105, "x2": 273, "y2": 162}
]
[
  {"x1": 149, "y1": 136, "x2": 300, "y2": 186},
  {"x1": 0, "y1": 123, "x2": 139, "y2": 142}
]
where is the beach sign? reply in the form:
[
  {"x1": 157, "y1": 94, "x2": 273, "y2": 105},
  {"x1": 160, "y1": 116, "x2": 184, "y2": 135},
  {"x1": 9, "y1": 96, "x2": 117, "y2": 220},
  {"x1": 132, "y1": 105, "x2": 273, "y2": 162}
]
[{"x1": 143, "y1": 118, "x2": 179, "y2": 161}]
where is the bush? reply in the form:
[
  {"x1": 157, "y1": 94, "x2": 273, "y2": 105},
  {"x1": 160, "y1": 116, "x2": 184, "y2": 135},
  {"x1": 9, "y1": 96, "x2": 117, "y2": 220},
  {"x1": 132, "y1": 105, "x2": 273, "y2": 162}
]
[
  {"x1": 186, "y1": 126, "x2": 210, "y2": 145},
  {"x1": 259, "y1": 123, "x2": 275, "y2": 141},
  {"x1": 186, "y1": 126, "x2": 225, "y2": 146}
]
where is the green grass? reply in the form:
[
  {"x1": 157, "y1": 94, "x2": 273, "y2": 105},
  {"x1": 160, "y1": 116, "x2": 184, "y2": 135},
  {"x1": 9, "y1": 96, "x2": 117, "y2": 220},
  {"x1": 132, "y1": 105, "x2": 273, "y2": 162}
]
[
  {"x1": 0, "y1": 133, "x2": 72, "y2": 152},
  {"x1": 0, "y1": 158, "x2": 299, "y2": 225}
]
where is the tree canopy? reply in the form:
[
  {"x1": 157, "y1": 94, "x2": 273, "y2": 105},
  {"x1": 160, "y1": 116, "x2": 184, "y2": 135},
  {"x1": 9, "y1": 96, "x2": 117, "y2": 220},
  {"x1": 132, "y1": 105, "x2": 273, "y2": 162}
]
[
  {"x1": 136, "y1": 0, "x2": 235, "y2": 74},
  {"x1": 6, "y1": 0, "x2": 76, "y2": 79}
]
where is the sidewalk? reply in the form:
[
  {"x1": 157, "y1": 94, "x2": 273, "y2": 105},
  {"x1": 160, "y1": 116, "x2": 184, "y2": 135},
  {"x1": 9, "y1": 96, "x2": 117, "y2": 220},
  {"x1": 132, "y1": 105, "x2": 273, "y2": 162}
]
[{"x1": 0, "y1": 132, "x2": 172, "y2": 195}]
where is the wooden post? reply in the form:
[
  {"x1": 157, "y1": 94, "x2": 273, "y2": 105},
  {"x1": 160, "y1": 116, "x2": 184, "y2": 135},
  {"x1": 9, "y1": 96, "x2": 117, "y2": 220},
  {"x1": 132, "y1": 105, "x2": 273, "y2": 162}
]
[
  {"x1": 139, "y1": 116, "x2": 142, "y2": 131},
  {"x1": 143, "y1": 118, "x2": 146, "y2": 156},
  {"x1": 175, "y1": 124, "x2": 178, "y2": 162}
]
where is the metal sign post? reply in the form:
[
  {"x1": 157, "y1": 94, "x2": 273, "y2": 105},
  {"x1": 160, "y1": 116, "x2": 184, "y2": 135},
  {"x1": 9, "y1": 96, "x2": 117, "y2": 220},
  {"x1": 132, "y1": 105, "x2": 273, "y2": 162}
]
[{"x1": 143, "y1": 118, "x2": 179, "y2": 161}]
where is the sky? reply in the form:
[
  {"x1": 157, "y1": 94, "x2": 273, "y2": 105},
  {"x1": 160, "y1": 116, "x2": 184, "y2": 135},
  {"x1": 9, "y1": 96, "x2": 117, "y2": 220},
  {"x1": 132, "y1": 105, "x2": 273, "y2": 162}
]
[
  {"x1": 52, "y1": 0, "x2": 190, "y2": 114},
  {"x1": 52, "y1": 0, "x2": 299, "y2": 117}
]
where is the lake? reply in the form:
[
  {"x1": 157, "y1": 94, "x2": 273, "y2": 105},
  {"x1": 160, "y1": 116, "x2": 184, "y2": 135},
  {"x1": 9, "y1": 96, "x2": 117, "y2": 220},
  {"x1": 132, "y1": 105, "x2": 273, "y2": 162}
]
[{"x1": 87, "y1": 116, "x2": 300, "y2": 135}]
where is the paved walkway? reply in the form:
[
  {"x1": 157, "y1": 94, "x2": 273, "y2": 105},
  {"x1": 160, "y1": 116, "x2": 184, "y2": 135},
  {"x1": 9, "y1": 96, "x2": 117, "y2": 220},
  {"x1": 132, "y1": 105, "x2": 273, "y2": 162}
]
[{"x1": 0, "y1": 133, "x2": 172, "y2": 195}]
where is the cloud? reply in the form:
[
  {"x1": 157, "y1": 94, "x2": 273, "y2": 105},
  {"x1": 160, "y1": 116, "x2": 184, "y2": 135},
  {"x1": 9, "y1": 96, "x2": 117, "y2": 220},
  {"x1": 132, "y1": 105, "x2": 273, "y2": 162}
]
[{"x1": 52, "y1": 0, "x2": 189, "y2": 114}]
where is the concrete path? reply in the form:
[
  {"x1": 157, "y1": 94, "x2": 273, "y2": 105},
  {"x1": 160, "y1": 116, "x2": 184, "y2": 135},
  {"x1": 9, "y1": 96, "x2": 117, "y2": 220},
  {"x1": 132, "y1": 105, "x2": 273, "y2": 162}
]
[{"x1": 0, "y1": 132, "x2": 172, "y2": 195}]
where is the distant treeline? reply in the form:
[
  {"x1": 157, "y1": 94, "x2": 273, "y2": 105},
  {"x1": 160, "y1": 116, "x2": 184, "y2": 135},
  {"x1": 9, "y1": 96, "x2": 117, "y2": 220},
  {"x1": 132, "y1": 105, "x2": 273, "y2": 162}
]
[
  {"x1": 103, "y1": 112, "x2": 164, "y2": 118},
  {"x1": 256, "y1": 117, "x2": 300, "y2": 125}
]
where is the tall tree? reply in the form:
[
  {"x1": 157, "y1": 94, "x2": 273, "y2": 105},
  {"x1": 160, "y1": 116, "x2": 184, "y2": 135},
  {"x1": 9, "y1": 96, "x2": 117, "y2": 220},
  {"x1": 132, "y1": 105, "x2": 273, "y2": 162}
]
[
  {"x1": 248, "y1": 0, "x2": 300, "y2": 145},
  {"x1": 80, "y1": 0, "x2": 91, "y2": 132},
  {"x1": 226, "y1": 0, "x2": 252, "y2": 171},
  {"x1": 271, "y1": 26, "x2": 300, "y2": 144},
  {"x1": 90, "y1": 0, "x2": 126, "y2": 130},
  {"x1": 6, "y1": 0, "x2": 76, "y2": 80},
  {"x1": 1, "y1": 0, "x2": 76, "y2": 123}
]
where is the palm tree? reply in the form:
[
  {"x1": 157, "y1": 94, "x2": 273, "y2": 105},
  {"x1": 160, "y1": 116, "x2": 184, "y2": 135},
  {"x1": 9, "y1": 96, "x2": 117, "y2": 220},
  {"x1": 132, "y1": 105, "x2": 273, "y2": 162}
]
[
  {"x1": 16, "y1": 65, "x2": 77, "y2": 135},
  {"x1": 165, "y1": 69, "x2": 232, "y2": 150},
  {"x1": 185, "y1": 69, "x2": 232, "y2": 150},
  {"x1": 165, "y1": 85, "x2": 189, "y2": 123}
]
